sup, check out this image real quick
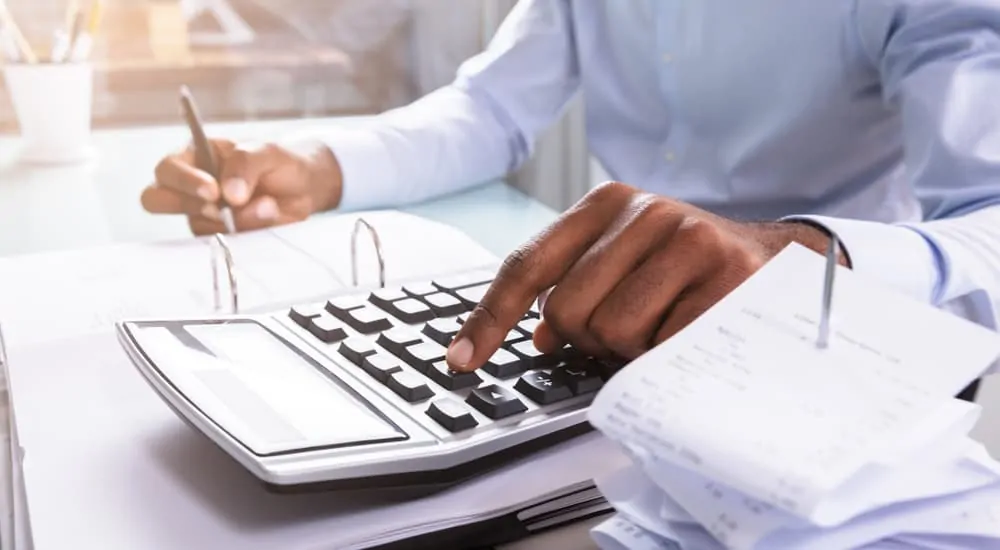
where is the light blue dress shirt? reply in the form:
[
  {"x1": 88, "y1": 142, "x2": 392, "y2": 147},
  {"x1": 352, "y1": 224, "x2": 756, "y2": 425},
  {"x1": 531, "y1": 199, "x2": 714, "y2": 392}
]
[{"x1": 323, "y1": 0, "x2": 1000, "y2": 349}]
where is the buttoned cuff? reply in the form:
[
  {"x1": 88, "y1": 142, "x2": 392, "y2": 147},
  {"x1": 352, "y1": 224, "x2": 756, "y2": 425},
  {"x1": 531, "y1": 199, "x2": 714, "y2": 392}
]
[
  {"x1": 317, "y1": 127, "x2": 400, "y2": 212},
  {"x1": 780, "y1": 215, "x2": 941, "y2": 304}
]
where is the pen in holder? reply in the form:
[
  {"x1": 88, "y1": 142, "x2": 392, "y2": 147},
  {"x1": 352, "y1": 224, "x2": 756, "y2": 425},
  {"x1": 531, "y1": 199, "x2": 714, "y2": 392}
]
[
  {"x1": 2, "y1": 60, "x2": 95, "y2": 165},
  {"x1": 208, "y1": 216, "x2": 387, "y2": 315}
]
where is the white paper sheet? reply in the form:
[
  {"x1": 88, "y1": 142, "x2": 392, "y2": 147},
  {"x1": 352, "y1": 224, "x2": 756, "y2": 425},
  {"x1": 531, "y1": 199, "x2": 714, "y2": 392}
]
[
  {"x1": 269, "y1": 210, "x2": 499, "y2": 287},
  {"x1": 590, "y1": 514, "x2": 684, "y2": 550},
  {"x1": 587, "y1": 244, "x2": 1000, "y2": 521}
]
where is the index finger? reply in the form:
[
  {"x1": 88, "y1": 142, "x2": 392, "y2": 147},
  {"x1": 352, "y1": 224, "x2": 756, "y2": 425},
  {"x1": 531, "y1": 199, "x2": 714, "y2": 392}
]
[
  {"x1": 154, "y1": 148, "x2": 219, "y2": 202},
  {"x1": 446, "y1": 182, "x2": 634, "y2": 372}
]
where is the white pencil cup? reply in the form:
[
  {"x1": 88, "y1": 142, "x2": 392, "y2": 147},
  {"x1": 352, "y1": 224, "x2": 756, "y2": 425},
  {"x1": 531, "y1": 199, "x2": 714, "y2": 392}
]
[{"x1": 3, "y1": 62, "x2": 95, "y2": 164}]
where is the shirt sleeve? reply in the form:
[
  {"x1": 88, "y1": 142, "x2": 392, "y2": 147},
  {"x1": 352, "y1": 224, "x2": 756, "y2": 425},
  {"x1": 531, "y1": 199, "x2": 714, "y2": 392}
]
[
  {"x1": 320, "y1": 0, "x2": 580, "y2": 211},
  {"x1": 788, "y1": 0, "x2": 1000, "y2": 371}
]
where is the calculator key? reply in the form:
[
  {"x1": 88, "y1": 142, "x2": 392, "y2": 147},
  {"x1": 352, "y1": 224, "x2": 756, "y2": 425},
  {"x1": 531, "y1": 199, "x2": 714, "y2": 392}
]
[
  {"x1": 387, "y1": 371, "x2": 434, "y2": 403},
  {"x1": 288, "y1": 304, "x2": 324, "y2": 328},
  {"x1": 424, "y1": 293, "x2": 466, "y2": 317},
  {"x1": 368, "y1": 288, "x2": 408, "y2": 310},
  {"x1": 376, "y1": 326, "x2": 423, "y2": 355},
  {"x1": 426, "y1": 399, "x2": 478, "y2": 432},
  {"x1": 554, "y1": 363, "x2": 604, "y2": 394},
  {"x1": 525, "y1": 303, "x2": 541, "y2": 318},
  {"x1": 432, "y1": 271, "x2": 494, "y2": 292},
  {"x1": 338, "y1": 305, "x2": 391, "y2": 334},
  {"x1": 454, "y1": 283, "x2": 490, "y2": 307},
  {"x1": 510, "y1": 340, "x2": 562, "y2": 369},
  {"x1": 505, "y1": 329, "x2": 527, "y2": 344},
  {"x1": 517, "y1": 317, "x2": 542, "y2": 336},
  {"x1": 422, "y1": 318, "x2": 460, "y2": 346},
  {"x1": 482, "y1": 348, "x2": 526, "y2": 378},
  {"x1": 456, "y1": 312, "x2": 469, "y2": 324},
  {"x1": 403, "y1": 282, "x2": 438, "y2": 297},
  {"x1": 361, "y1": 354, "x2": 403, "y2": 383},
  {"x1": 515, "y1": 371, "x2": 574, "y2": 405},
  {"x1": 384, "y1": 298, "x2": 435, "y2": 324},
  {"x1": 326, "y1": 295, "x2": 367, "y2": 315},
  {"x1": 399, "y1": 341, "x2": 447, "y2": 373},
  {"x1": 338, "y1": 337, "x2": 377, "y2": 365},
  {"x1": 306, "y1": 314, "x2": 347, "y2": 343},
  {"x1": 426, "y1": 361, "x2": 481, "y2": 390},
  {"x1": 466, "y1": 385, "x2": 528, "y2": 419}
]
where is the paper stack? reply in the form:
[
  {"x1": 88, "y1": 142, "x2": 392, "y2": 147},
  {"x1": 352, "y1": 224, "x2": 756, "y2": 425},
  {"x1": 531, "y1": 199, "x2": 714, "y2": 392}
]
[{"x1": 584, "y1": 244, "x2": 1000, "y2": 549}]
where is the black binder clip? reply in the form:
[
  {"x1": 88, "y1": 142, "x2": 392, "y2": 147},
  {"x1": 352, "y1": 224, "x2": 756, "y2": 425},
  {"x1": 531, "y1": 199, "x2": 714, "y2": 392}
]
[
  {"x1": 210, "y1": 233, "x2": 239, "y2": 314},
  {"x1": 351, "y1": 218, "x2": 386, "y2": 289},
  {"x1": 816, "y1": 237, "x2": 839, "y2": 349}
]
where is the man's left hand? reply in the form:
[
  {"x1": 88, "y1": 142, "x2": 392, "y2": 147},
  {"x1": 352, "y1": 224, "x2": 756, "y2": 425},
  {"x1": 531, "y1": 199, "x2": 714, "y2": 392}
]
[{"x1": 446, "y1": 181, "x2": 844, "y2": 371}]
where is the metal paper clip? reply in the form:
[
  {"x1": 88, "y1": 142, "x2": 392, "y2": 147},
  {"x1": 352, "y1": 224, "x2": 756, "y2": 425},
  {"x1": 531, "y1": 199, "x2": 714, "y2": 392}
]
[
  {"x1": 210, "y1": 233, "x2": 239, "y2": 314},
  {"x1": 815, "y1": 237, "x2": 839, "y2": 349},
  {"x1": 351, "y1": 217, "x2": 386, "y2": 288}
]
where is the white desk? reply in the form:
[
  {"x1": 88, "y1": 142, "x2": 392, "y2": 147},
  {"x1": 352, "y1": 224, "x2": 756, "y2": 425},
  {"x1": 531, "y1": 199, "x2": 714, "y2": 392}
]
[{"x1": 0, "y1": 121, "x2": 605, "y2": 549}]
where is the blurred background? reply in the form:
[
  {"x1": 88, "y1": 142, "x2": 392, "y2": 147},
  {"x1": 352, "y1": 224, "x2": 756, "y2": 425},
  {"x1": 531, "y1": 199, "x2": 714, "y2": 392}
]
[{"x1": 0, "y1": 0, "x2": 601, "y2": 210}]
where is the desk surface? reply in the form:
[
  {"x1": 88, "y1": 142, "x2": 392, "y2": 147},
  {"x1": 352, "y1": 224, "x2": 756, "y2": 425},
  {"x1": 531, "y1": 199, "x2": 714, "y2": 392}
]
[
  {"x1": 0, "y1": 119, "x2": 553, "y2": 261},
  {"x1": 0, "y1": 121, "x2": 604, "y2": 550}
]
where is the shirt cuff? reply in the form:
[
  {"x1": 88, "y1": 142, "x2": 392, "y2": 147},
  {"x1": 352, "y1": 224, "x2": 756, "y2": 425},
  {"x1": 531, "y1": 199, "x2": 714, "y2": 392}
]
[
  {"x1": 780, "y1": 214, "x2": 941, "y2": 304},
  {"x1": 314, "y1": 126, "x2": 400, "y2": 212}
]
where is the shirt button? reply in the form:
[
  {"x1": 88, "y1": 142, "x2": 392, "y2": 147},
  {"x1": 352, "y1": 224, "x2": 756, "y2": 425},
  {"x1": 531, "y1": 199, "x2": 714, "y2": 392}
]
[
  {"x1": 664, "y1": 151, "x2": 675, "y2": 162},
  {"x1": 662, "y1": 53, "x2": 673, "y2": 63}
]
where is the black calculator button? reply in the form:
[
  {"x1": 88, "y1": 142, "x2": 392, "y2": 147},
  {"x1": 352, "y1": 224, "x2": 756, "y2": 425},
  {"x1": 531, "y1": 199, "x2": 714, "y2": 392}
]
[
  {"x1": 326, "y1": 295, "x2": 367, "y2": 315},
  {"x1": 432, "y1": 272, "x2": 494, "y2": 292},
  {"x1": 515, "y1": 371, "x2": 574, "y2": 405},
  {"x1": 426, "y1": 361, "x2": 481, "y2": 390},
  {"x1": 400, "y1": 341, "x2": 447, "y2": 373},
  {"x1": 338, "y1": 337, "x2": 377, "y2": 365},
  {"x1": 387, "y1": 372, "x2": 434, "y2": 402},
  {"x1": 422, "y1": 318, "x2": 460, "y2": 346},
  {"x1": 361, "y1": 354, "x2": 403, "y2": 383},
  {"x1": 343, "y1": 306, "x2": 393, "y2": 334},
  {"x1": 288, "y1": 304, "x2": 324, "y2": 328},
  {"x1": 454, "y1": 283, "x2": 490, "y2": 307},
  {"x1": 424, "y1": 293, "x2": 466, "y2": 317},
  {"x1": 510, "y1": 340, "x2": 561, "y2": 369},
  {"x1": 368, "y1": 288, "x2": 408, "y2": 310},
  {"x1": 376, "y1": 326, "x2": 423, "y2": 355},
  {"x1": 403, "y1": 282, "x2": 438, "y2": 297},
  {"x1": 307, "y1": 314, "x2": 347, "y2": 343},
  {"x1": 517, "y1": 318, "x2": 542, "y2": 336},
  {"x1": 554, "y1": 363, "x2": 604, "y2": 394},
  {"x1": 482, "y1": 348, "x2": 526, "y2": 378},
  {"x1": 426, "y1": 399, "x2": 478, "y2": 432},
  {"x1": 385, "y1": 298, "x2": 435, "y2": 324},
  {"x1": 466, "y1": 385, "x2": 528, "y2": 419}
]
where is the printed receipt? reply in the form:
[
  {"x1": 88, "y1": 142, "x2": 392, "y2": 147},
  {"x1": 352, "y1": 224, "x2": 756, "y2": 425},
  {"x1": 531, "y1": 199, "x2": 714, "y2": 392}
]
[{"x1": 587, "y1": 244, "x2": 1000, "y2": 524}]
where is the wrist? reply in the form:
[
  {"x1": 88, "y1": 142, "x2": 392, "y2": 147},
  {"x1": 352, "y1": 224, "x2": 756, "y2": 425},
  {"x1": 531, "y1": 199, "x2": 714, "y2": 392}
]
[{"x1": 752, "y1": 220, "x2": 851, "y2": 267}]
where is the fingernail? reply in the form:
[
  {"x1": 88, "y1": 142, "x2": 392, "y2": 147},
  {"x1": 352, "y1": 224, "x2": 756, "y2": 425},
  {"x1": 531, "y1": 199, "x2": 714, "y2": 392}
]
[
  {"x1": 447, "y1": 338, "x2": 474, "y2": 369},
  {"x1": 255, "y1": 198, "x2": 278, "y2": 220},
  {"x1": 201, "y1": 203, "x2": 220, "y2": 220},
  {"x1": 197, "y1": 186, "x2": 215, "y2": 201},
  {"x1": 223, "y1": 178, "x2": 248, "y2": 204}
]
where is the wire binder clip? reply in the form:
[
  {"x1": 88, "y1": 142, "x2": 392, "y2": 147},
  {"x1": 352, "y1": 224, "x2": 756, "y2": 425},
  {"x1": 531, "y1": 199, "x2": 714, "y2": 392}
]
[
  {"x1": 210, "y1": 233, "x2": 239, "y2": 314},
  {"x1": 351, "y1": 218, "x2": 386, "y2": 289},
  {"x1": 815, "y1": 237, "x2": 840, "y2": 349}
]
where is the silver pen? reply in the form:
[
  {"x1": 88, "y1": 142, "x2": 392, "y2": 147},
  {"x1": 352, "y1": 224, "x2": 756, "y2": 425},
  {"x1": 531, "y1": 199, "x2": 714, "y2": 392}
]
[{"x1": 179, "y1": 85, "x2": 236, "y2": 233}]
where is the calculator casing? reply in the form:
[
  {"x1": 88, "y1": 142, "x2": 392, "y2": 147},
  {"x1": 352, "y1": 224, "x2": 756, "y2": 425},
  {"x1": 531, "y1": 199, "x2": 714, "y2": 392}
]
[{"x1": 115, "y1": 276, "x2": 600, "y2": 492}]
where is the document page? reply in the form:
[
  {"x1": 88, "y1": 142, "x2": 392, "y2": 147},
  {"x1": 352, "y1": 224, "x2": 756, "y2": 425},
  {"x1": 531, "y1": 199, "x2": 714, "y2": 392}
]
[{"x1": 587, "y1": 244, "x2": 1000, "y2": 522}]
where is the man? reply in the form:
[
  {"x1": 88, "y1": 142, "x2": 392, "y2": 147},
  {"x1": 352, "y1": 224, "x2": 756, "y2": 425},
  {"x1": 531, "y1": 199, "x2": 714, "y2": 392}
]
[{"x1": 142, "y1": 1, "x2": 1000, "y2": 389}]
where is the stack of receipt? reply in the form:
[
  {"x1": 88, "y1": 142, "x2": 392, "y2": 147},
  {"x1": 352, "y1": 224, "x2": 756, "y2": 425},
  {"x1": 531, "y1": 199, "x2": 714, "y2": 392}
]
[{"x1": 585, "y1": 244, "x2": 1000, "y2": 549}]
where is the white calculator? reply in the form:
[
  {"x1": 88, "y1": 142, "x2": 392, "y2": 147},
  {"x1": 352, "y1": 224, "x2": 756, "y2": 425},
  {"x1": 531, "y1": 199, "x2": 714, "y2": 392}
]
[{"x1": 116, "y1": 269, "x2": 611, "y2": 492}]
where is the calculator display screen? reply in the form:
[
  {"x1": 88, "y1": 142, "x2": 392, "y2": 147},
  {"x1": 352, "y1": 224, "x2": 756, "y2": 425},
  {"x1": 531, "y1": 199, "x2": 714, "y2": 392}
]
[{"x1": 132, "y1": 321, "x2": 407, "y2": 456}]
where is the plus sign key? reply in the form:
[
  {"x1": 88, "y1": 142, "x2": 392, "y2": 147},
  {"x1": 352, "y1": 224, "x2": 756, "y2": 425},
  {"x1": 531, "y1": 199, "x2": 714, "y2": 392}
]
[{"x1": 514, "y1": 370, "x2": 573, "y2": 405}]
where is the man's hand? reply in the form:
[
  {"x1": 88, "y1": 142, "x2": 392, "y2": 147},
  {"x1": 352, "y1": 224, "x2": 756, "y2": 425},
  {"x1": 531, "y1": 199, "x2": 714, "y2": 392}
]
[
  {"x1": 141, "y1": 139, "x2": 343, "y2": 235},
  {"x1": 446, "y1": 182, "x2": 844, "y2": 371}
]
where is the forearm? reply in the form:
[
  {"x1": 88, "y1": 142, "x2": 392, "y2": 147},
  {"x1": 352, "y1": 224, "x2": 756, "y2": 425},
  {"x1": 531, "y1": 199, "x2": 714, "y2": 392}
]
[{"x1": 319, "y1": 82, "x2": 531, "y2": 212}]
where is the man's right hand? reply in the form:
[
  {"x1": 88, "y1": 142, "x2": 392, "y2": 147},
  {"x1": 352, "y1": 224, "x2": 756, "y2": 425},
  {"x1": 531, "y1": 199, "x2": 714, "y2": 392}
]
[{"x1": 141, "y1": 139, "x2": 343, "y2": 235}]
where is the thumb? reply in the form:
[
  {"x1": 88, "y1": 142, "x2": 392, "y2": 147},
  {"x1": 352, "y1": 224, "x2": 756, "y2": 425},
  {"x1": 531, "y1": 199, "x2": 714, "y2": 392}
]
[{"x1": 217, "y1": 143, "x2": 280, "y2": 207}]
